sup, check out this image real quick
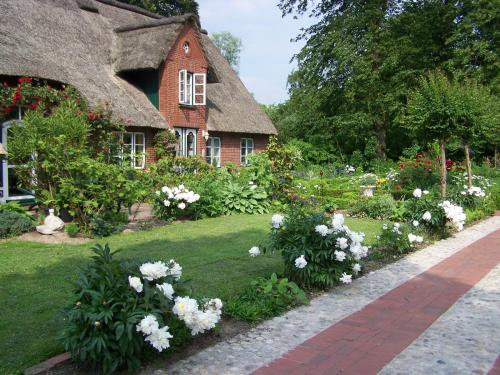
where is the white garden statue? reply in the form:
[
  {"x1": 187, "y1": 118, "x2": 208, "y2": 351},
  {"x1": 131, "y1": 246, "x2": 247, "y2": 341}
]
[{"x1": 36, "y1": 209, "x2": 65, "y2": 235}]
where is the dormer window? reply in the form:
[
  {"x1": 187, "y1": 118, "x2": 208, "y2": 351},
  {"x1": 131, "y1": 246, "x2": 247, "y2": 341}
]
[
  {"x1": 183, "y1": 42, "x2": 190, "y2": 55},
  {"x1": 179, "y1": 70, "x2": 206, "y2": 106}
]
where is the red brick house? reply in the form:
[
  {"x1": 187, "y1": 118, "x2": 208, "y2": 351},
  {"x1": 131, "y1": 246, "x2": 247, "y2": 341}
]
[{"x1": 0, "y1": 0, "x2": 276, "y2": 202}]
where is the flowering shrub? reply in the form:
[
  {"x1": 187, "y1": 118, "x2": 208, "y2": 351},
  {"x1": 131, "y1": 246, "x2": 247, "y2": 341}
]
[
  {"x1": 226, "y1": 273, "x2": 308, "y2": 322},
  {"x1": 448, "y1": 173, "x2": 492, "y2": 210},
  {"x1": 61, "y1": 244, "x2": 222, "y2": 373},
  {"x1": 153, "y1": 184, "x2": 200, "y2": 221},
  {"x1": 264, "y1": 204, "x2": 367, "y2": 288},
  {"x1": 375, "y1": 223, "x2": 423, "y2": 254},
  {"x1": 403, "y1": 188, "x2": 466, "y2": 235}
]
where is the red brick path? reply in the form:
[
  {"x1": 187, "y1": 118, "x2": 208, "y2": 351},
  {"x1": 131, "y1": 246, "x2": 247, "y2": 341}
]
[{"x1": 253, "y1": 229, "x2": 500, "y2": 375}]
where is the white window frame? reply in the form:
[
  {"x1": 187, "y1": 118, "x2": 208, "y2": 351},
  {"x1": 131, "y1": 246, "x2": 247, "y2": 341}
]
[
  {"x1": 179, "y1": 70, "x2": 206, "y2": 106},
  {"x1": 240, "y1": 138, "x2": 254, "y2": 165},
  {"x1": 205, "y1": 137, "x2": 221, "y2": 167},
  {"x1": 174, "y1": 128, "x2": 197, "y2": 157},
  {"x1": 1, "y1": 107, "x2": 34, "y2": 202},
  {"x1": 194, "y1": 73, "x2": 206, "y2": 105},
  {"x1": 122, "y1": 131, "x2": 146, "y2": 169}
]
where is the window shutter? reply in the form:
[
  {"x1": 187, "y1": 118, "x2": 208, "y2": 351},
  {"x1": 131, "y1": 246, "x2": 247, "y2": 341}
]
[
  {"x1": 179, "y1": 70, "x2": 187, "y2": 103},
  {"x1": 193, "y1": 73, "x2": 206, "y2": 105}
]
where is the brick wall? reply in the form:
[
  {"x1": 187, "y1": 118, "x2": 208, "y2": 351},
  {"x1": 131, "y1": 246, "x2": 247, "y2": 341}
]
[
  {"x1": 158, "y1": 22, "x2": 208, "y2": 158},
  {"x1": 209, "y1": 132, "x2": 270, "y2": 166}
]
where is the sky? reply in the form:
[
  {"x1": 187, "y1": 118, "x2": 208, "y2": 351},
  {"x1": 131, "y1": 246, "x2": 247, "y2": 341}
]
[{"x1": 197, "y1": 0, "x2": 315, "y2": 105}]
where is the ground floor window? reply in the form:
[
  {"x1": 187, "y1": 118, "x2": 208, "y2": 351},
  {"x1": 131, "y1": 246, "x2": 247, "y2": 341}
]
[
  {"x1": 240, "y1": 138, "x2": 254, "y2": 165},
  {"x1": 175, "y1": 128, "x2": 197, "y2": 157},
  {"x1": 1, "y1": 108, "x2": 34, "y2": 202},
  {"x1": 123, "y1": 132, "x2": 146, "y2": 169},
  {"x1": 206, "y1": 137, "x2": 221, "y2": 167}
]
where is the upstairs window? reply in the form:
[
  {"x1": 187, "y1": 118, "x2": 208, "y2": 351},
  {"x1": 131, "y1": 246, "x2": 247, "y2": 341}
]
[
  {"x1": 240, "y1": 138, "x2": 254, "y2": 165},
  {"x1": 179, "y1": 70, "x2": 206, "y2": 106}
]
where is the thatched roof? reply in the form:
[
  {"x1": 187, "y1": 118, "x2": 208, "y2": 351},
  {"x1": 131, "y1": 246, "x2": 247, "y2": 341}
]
[
  {"x1": 0, "y1": 0, "x2": 169, "y2": 128},
  {"x1": 201, "y1": 35, "x2": 277, "y2": 135},
  {"x1": 0, "y1": 0, "x2": 277, "y2": 135}
]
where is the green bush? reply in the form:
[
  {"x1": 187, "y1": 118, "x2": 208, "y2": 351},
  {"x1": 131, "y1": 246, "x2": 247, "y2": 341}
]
[
  {"x1": 90, "y1": 211, "x2": 128, "y2": 238},
  {"x1": 0, "y1": 211, "x2": 34, "y2": 238},
  {"x1": 65, "y1": 223, "x2": 80, "y2": 238},
  {"x1": 374, "y1": 222, "x2": 423, "y2": 255},
  {"x1": 61, "y1": 244, "x2": 222, "y2": 374},
  {"x1": 265, "y1": 203, "x2": 367, "y2": 288},
  {"x1": 226, "y1": 273, "x2": 308, "y2": 322},
  {"x1": 185, "y1": 178, "x2": 225, "y2": 219},
  {"x1": 220, "y1": 181, "x2": 270, "y2": 215},
  {"x1": 349, "y1": 194, "x2": 397, "y2": 219},
  {"x1": 0, "y1": 201, "x2": 30, "y2": 216}
]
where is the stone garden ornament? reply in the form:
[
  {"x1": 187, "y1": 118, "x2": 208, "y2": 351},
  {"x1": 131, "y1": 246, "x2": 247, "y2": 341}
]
[{"x1": 36, "y1": 209, "x2": 65, "y2": 235}]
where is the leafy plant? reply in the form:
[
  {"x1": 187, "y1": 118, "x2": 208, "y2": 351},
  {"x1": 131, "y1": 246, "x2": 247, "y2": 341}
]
[
  {"x1": 65, "y1": 223, "x2": 80, "y2": 238},
  {"x1": 220, "y1": 181, "x2": 270, "y2": 215},
  {"x1": 90, "y1": 211, "x2": 128, "y2": 238},
  {"x1": 374, "y1": 222, "x2": 423, "y2": 255},
  {"x1": 349, "y1": 194, "x2": 396, "y2": 219},
  {"x1": 0, "y1": 211, "x2": 34, "y2": 238},
  {"x1": 226, "y1": 273, "x2": 308, "y2": 322},
  {"x1": 152, "y1": 130, "x2": 178, "y2": 160}
]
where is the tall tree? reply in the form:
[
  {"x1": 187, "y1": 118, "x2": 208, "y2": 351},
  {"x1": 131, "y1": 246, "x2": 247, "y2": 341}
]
[
  {"x1": 211, "y1": 32, "x2": 243, "y2": 73},
  {"x1": 117, "y1": 0, "x2": 198, "y2": 17},
  {"x1": 277, "y1": 0, "x2": 499, "y2": 161}
]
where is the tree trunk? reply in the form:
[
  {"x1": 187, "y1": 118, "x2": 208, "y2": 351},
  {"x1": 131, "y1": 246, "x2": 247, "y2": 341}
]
[
  {"x1": 440, "y1": 139, "x2": 447, "y2": 198},
  {"x1": 374, "y1": 119, "x2": 387, "y2": 160},
  {"x1": 464, "y1": 143, "x2": 473, "y2": 188}
]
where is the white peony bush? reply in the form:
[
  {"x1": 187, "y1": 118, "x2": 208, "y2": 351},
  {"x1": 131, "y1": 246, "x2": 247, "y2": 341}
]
[
  {"x1": 154, "y1": 184, "x2": 200, "y2": 221},
  {"x1": 61, "y1": 244, "x2": 222, "y2": 373},
  {"x1": 264, "y1": 206, "x2": 368, "y2": 287}
]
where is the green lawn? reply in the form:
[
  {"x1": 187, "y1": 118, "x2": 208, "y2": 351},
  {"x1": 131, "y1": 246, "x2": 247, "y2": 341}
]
[{"x1": 0, "y1": 214, "x2": 382, "y2": 374}]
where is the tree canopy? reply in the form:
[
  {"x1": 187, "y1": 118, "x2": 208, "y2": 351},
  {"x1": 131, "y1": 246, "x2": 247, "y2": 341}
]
[
  {"x1": 117, "y1": 0, "x2": 198, "y2": 17},
  {"x1": 271, "y1": 0, "x2": 499, "y2": 163},
  {"x1": 211, "y1": 32, "x2": 243, "y2": 73}
]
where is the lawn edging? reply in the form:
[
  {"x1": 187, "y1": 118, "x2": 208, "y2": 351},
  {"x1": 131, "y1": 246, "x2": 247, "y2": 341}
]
[{"x1": 24, "y1": 352, "x2": 71, "y2": 375}]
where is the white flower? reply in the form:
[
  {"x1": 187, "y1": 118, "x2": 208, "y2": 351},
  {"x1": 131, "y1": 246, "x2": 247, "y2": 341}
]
[
  {"x1": 336, "y1": 237, "x2": 349, "y2": 250},
  {"x1": 271, "y1": 214, "x2": 284, "y2": 229},
  {"x1": 439, "y1": 201, "x2": 466, "y2": 231},
  {"x1": 352, "y1": 263, "x2": 362, "y2": 274},
  {"x1": 332, "y1": 213, "x2": 345, "y2": 230},
  {"x1": 166, "y1": 260, "x2": 182, "y2": 280},
  {"x1": 173, "y1": 296, "x2": 221, "y2": 336},
  {"x1": 145, "y1": 326, "x2": 173, "y2": 352},
  {"x1": 206, "y1": 298, "x2": 223, "y2": 315},
  {"x1": 382, "y1": 224, "x2": 388, "y2": 230},
  {"x1": 416, "y1": 236, "x2": 424, "y2": 243},
  {"x1": 339, "y1": 272, "x2": 352, "y2": 284},
  {"x1": 250, "y1": 185, "x2": 257, "y2": 190},
  {"x1": 335, "y1": 250, "x2": 346, "y2": 262},
  {"x1": 408, "y1": 233, "x2": 417, "y2": 243},
  {"x1": 249, "y1": 181, "x2": 254, "y2": 185},
  {"x1": 155, "y1": 190, "x2": 161, "y2": 196},
  {"x1": 315, "y1": 224, "x2": 330, "y2": 237},
  {"x1": 128, "y1": 276, "x2": 143, "y2": 293},
  {"x1": 164, "y1": 200, "x2": 171, "y2": 207},
  {"x1": 394, "y1": 222, "x2": 400, "y2": 228},
  {"x1": 140, "y1": 261, "x2": 168, "y2": 281},
  {"x1": 179, "y1": 184, "x2": 185, "y2": 190},
  {"x1": 161, "y1": 186, "x2": 168, "y2": 193},
  {"x1": 249, "y1": 246, "x2": 261, "y2": 257},
  {"x1": 178, "y1": 202, "x2": 186, "y2": 210},
  {"x1": 412, "y1": 220, "x2": 420, "y2": 227},
  {"x1": 422, "y1": 211, "x2": 432, "y2": 222},
  {"x1": 423, "y1": 190, "x2": 429, "y2": 195},
  {"x1": 413, "y1": 188, "x2": 422, "y2": 198},
  {"x1": 156, "y1": 282, "x2": 175, "y2": 300},
  {"x1": 136, "y1": 315, "x2": 159, "y2": 336},
  {"x1": 294, "y1": 255, "x2": 307, "y2": 269}
]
